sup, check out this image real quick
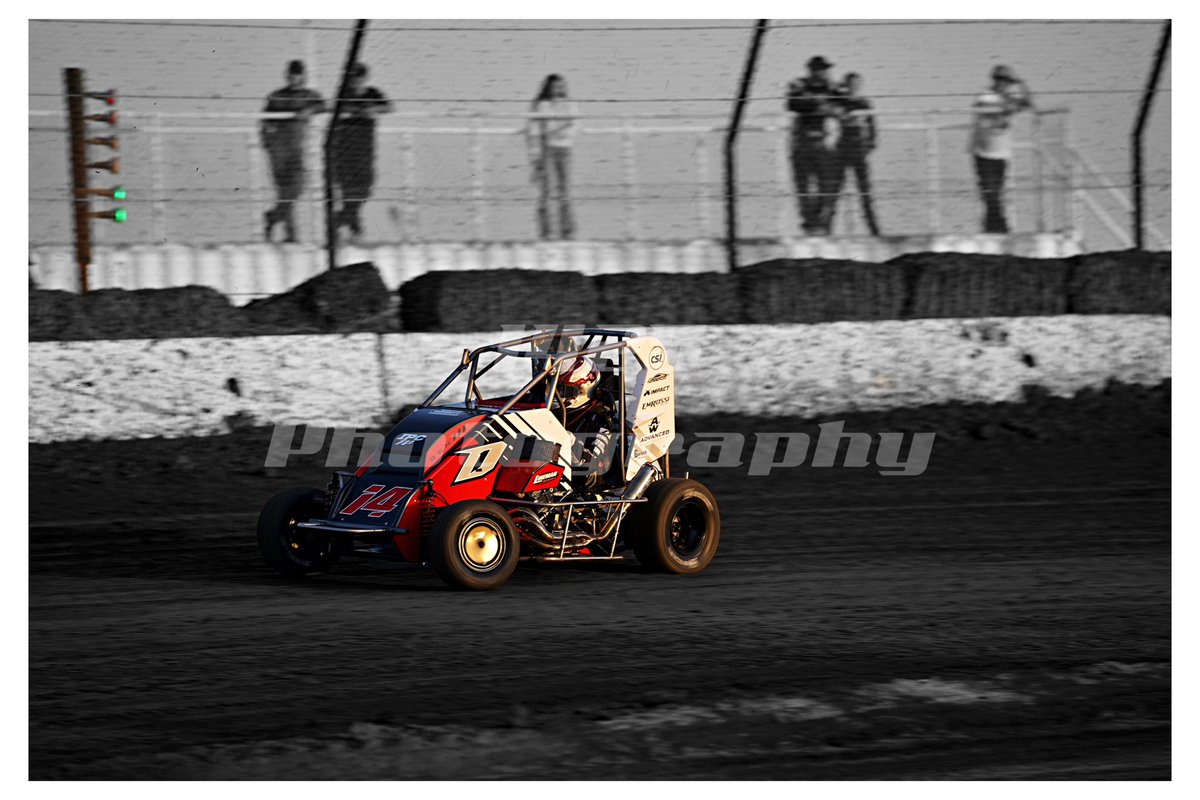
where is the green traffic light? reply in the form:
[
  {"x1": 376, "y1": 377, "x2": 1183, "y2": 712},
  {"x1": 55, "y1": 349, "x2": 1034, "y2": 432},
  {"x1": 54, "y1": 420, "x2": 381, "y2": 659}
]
[
  {"x1": 114, "y1": 208, "x2": 127, "y2": 223},
  {"x1": 113, "y1": 186, "x2": 126, "y2": 201}
]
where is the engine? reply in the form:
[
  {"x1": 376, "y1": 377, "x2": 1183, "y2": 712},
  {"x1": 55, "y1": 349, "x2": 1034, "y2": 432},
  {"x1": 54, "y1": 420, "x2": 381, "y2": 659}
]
[{"x1": 508, "y1": 463, "x2": 661, "y2": 556}]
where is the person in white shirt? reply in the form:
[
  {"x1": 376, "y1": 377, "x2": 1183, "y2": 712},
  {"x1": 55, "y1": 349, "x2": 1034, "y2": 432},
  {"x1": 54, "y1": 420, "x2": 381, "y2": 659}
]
[
  {"x1": 526, "y1": 74, "x2": 580, "y2": 240},
  {"x1": 970, "y1": 64, "x2": 1034, "y2": 234}
]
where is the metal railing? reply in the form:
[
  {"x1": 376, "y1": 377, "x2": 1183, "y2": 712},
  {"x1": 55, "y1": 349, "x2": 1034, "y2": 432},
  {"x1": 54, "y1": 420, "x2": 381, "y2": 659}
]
[{"x1": 29, "y1": 105, "x2": 1163, "y2": 249}]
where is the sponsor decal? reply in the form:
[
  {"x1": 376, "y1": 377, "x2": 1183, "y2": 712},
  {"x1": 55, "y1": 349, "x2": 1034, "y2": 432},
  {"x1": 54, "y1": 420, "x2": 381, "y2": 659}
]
[
  {"x1": 453, "y1": 441, "x2": 508, "y2": 484},
  {"x1": 393, "y1": 433, "x2": 426, "y2": 447},
  {"x1": 647, "y1": 372, "x2": 669, "y2": 384},
  {"x1": 532, "y1": 470, "x2": 559, "y2": 485},
  {"x1": 428, "y1": 409, "x2": 464, "y2": 416},
  {"x1": 648, "y1": 346, "x2": 665, "y2": 370},
  {"x1": 640, "y1": 396, "x2": 671, "y2": 410},
  {"x1": 649, "y1": 417, "x2": 660, "y2": 434},
  {"x1": 642, "y1": 385, "x2": 670, "y2": 397}
]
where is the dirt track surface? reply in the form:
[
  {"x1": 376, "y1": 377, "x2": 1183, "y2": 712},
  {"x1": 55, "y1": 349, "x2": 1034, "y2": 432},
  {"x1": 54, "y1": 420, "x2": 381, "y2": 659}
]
[{"x1": 29, "y1": 385, "x2": 1170, "y2": 779}]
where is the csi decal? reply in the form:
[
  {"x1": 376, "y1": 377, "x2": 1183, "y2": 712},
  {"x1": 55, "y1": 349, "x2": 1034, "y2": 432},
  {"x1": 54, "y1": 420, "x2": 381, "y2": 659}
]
[
  {"x1": 453, "y1": 441, "x2": 508, "y2": 484},
  {"x1": 339, "y1": 484, "x2": 411, "y2": 518},
  {"x1": 648, "y1": 346, "x2": 665, "y2": 369}
]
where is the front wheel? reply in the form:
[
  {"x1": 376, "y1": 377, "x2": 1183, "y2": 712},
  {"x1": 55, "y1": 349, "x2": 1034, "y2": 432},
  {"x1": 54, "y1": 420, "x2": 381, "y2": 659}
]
[
  {"x1": 428, "y1": 500, "x2": 521, "y2": 590},
  {"x1": 629, "y1": 479, "x2": 721, "y2": 574},
  {"x1": 257, "y1": 486, "x2": 340, "y2": 577}
]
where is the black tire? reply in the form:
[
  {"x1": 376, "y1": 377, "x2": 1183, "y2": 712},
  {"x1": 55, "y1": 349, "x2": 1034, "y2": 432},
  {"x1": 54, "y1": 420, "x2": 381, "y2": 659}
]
[
  {"x1": 257, "y1": 486, "x2": 341, "y2": 577},
  {"x1": 428, "y1": 500, "x2": 521, "y2": 591},
  {"x1": 629, "y1": 478, "x2": 720, "y2": 574}
]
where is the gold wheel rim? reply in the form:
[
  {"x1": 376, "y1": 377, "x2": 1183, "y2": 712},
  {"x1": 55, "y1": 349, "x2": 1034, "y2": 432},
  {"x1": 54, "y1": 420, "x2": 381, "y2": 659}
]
[{"x1": 459, "y1": 519, "x2": 505, "y2": 571}]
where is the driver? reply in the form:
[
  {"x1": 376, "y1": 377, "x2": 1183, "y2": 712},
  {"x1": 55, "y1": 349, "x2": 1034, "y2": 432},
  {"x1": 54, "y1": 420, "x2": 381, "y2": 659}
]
[{"x1": 558, "y1": 356, "x2": 619, "y2": 487}]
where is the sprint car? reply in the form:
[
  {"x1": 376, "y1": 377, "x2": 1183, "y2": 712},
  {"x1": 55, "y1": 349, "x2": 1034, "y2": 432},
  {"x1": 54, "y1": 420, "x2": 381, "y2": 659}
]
[{"x1": 257, "y1": 328, "x2": 720, "y2": 590}]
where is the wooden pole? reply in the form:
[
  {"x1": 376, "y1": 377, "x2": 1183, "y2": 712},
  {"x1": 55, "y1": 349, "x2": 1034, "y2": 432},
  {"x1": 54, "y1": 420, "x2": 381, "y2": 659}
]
[{"x1": 64, "y1": 68, "x2": 91, "y2": 293}]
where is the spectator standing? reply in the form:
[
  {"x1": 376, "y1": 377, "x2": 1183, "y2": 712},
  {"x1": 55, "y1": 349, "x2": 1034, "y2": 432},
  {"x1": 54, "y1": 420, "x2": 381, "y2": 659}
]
[
  {"x1": 261, "y1": 60, "x2": 324, "y2": 243},
  {"x1": 786, "y1": 56, "x2": 844, "y2": 236},
  {"x1": 331, "y1": 63, "x2": 392, "y2": 242},
  {"x1": 835, "y1": 72, "x2": 881, "y2": 236},
  {"x1": 970, "y1": 64, "x2": 1034, "y2": 234},
  {"x1": 526, "y1": 74, "x2": 579, "y2": 240}
]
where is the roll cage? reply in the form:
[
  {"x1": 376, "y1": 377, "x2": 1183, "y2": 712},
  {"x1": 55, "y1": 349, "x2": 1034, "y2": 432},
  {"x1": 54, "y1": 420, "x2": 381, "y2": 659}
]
[{"x1": 419, "y1": 328, "x2": 640, "y2": 475}]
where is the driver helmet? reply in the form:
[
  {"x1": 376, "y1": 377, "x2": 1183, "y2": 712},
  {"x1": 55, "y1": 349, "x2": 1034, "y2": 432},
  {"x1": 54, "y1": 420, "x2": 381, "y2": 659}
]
[{"x1": 559, "y1": 356, "x2": 600, "y2": 411}]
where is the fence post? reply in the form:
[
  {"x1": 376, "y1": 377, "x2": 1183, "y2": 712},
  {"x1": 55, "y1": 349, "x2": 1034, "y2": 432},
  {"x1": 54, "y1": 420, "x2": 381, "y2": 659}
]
[
  {"x1": 303, "y1": 20, "x2": 321, "y2": 243},
  {"x1": 775, "y1": 118, "x2": 792, "y2": 243},
  {"x1": 1032, "y1": 111, "x2": 1046, "y2": 233},
  {"x1": 621, "y1": 117, "x2": 638, "y2": 241},
  {"x1": 924, "y1": 114, "x2": 941, "y2": 234},
  {"x1": 306, "y1": 117, "x2": 321, "y2": 244},
  {"x1": 1063, "y1": 111, "x2": 1082, "y2": 241},
  {"x1": 1133, "y1": 19, "x2": 1171, "y2": 250},
  {"x1": 724, "y1": 19, "x2": 769, "y2": 271},
  {"x1": 694, "y1": 132, "x2": 713, "y2": 238},
  {"x1": 324, "y1": 19, "x2": 369, "y2": 270},
  {"x1": 150, "y1": 113, "x2": 167, "y2": 243},
  {"x1": 401, "y1": 131, "x2": 417, "y2": 242},
  {"x1": 246, "y1": 129, "x2": 266, "y2": 242},
  {"x1": 471, "y1": 119, "x2": 486, "y2": 240}
]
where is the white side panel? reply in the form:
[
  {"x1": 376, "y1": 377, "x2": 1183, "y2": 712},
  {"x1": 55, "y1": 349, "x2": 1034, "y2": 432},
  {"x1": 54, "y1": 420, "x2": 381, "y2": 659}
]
[
  {"x1": 504, "y1": 407, "x2": 576, "y2": 483},
  {"x1": 623, "y1": 336, "x2": 675, "y2": 481}
]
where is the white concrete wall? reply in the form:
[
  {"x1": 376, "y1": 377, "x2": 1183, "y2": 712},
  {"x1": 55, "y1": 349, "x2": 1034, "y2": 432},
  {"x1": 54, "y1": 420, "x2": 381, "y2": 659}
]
[
  {"x1": 29, "y1": 316, "x2": 1168, "y2": 444},
  {"x1": 29, "y1": 235, "x2": 1081, "y2": 303}
]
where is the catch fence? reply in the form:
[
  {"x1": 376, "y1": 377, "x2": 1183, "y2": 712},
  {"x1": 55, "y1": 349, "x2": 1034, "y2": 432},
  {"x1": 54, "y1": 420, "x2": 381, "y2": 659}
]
[{"x1": 30, "y1": 104, "x2": 1164, "y2": 249}]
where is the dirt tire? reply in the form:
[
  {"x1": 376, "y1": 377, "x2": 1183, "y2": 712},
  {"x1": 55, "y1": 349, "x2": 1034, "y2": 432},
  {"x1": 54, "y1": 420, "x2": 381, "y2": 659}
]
[
  {"x1": 257, "y1": 487, "x2": 340, "y2": 578},
  {"x1": 429, "y1": 500, "x2": 521, "y2": 590},
  {"x1": 629, "y1": 478, "x2": 720, "y2": 574}
]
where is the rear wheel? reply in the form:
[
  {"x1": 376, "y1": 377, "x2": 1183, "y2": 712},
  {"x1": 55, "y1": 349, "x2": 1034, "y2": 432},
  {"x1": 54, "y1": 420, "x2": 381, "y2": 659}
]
[
  {"x1": 630, "y1": 478, "x2": 720, "y2": 574},
  {"x1": 429, "y1": 500, "x2": 520, "y2": 590},
  {"x1": 257, "y1": 487, "x2": 340, "y2": 577}
]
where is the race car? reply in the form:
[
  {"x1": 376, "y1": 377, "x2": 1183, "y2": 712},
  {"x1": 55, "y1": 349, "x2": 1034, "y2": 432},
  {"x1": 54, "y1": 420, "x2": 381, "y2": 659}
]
[{"x1": 256, "y1": 328, "x2": 720, "y2": 590}]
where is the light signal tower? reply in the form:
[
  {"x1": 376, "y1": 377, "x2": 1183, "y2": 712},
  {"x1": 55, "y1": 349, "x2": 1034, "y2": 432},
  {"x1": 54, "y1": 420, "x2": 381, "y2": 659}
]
[{"x1": 63, "y1": 67, "x2": 126, "y2": 294}]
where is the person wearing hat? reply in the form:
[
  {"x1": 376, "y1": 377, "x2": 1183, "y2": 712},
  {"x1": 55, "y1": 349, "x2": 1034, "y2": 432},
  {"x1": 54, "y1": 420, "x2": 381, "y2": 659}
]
[
  {"x1": 261, "y1": 60, "x2": 326, "y2": 243},
  {"x1": 970, "y1": 64, "x2": 1034, "y2": 234},
  {"x1": 786, "y1": 55, "x2": 846, "y2": 236},
  {"x1": 330, "y1": 63, "x2": 393, "y2": 242}
]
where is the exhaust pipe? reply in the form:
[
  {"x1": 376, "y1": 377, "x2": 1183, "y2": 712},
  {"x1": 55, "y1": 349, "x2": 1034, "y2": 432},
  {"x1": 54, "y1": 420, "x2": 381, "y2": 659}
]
[
  {"x1": 597, "y1": 462, "x2": 661, "y2": 539},
  {"x1": 513, "y1": 462, "x2": 662, "y2": 551}
]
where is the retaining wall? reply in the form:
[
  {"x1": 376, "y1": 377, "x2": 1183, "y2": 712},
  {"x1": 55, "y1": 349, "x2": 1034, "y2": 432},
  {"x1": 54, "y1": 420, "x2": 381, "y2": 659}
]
[
  {"x1": 32, "y1": 251, "x2": 1170, "y2": 342},
  {"x1": 29, "y1": 234, "x2": 1082, "y2": 302},
  {"x1": 29, "y1": 317, "x2": 1170, "y2": 444}
]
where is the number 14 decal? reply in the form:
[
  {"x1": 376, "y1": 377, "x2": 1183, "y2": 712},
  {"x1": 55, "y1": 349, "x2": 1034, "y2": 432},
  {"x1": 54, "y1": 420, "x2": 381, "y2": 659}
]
[{"x1": 339, "y1": 485, "x2": 411, "y2": 518}]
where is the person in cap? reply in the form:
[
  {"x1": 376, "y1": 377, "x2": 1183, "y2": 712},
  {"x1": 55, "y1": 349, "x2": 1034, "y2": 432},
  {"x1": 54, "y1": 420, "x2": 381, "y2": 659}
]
[
  {"x1": 330, "y1": 63, "x2": 393, "y2": 242},
  {"x1": 261, "y1": 60, "x2": 325, "y2": 243},
  {"x1": 970, "y1": 64, "x2": 1034, "y2": 234},
  {"x1": 785, "y1": 55, "x2": 846, "y2": 236}
]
